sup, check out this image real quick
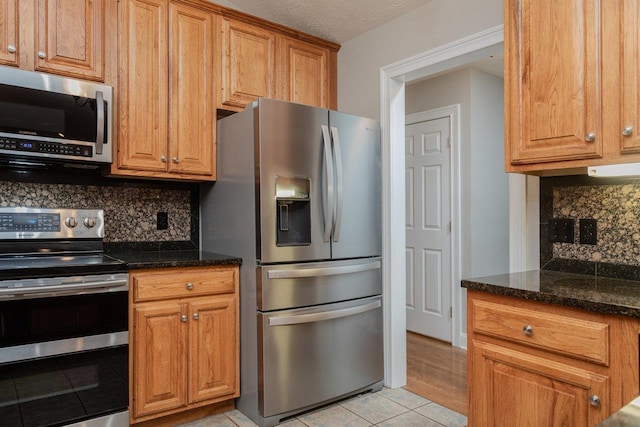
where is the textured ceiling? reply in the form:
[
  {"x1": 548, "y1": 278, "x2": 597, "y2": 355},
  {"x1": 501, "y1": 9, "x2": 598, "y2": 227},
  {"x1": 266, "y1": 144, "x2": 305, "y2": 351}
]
[{"x1": 222, "y1": 0, "x2": 434, "y2": 43}]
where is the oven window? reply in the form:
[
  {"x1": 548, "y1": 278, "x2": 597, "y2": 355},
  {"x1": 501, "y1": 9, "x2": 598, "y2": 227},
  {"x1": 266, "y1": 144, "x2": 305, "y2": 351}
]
[
  {"x1": 0, "y1": 292, "x2": 127, "y2": 348},
  {"x1": 0, "y1": 345, "x2": 128, "y2": 427}
]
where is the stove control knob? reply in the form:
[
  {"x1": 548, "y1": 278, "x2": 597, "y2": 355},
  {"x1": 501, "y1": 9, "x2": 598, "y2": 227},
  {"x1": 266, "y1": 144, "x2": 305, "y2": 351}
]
[
  {"x1": 65, "y1": 217, "x2": 78, "y2": 228},
  {"x1": 83, "y1": 217, "x2": 96, "y2": 228}
]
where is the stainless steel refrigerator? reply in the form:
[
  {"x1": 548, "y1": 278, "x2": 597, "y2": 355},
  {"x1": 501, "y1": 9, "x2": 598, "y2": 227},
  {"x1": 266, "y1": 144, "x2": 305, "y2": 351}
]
[{"x1": 200, "y1": 98, "x2": 383, "y2": 427}]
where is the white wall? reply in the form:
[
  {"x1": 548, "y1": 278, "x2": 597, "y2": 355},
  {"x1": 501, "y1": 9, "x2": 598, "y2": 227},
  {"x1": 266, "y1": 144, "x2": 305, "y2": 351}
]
[
  {"x1": 405, "y1": 68, "x2": 508, "y2": 341},
  {"x1": 337, "y1": 0, "x2": 503, "y2": 119}
]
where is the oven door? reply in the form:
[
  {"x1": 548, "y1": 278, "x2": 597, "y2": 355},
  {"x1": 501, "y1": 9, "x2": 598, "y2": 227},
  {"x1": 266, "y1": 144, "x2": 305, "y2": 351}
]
[{"x1": 0, "y1": 273, "x2": 128, "y2": 427}]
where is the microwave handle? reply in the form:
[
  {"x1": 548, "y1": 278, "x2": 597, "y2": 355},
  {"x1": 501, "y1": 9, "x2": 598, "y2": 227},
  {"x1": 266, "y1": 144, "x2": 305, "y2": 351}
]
[{"x1": 95, "y1": 91, "x2": 105, "y2": 155}]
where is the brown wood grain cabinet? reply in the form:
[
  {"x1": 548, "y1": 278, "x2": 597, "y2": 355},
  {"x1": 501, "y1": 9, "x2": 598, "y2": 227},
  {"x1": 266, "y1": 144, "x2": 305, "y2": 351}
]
[
  {"x1": 467, "y1": 291, "x2": 640, "y2": 426},
  {"x1": 505, "y1": 0, "x2": 640, "y2": 174},
  {"x1": 219, "y1": 17, "x2": 276, "y2": 111},
  {"x1": 130, "y1": 266, "x2": 239, "y2": 424},
  {"x1": 114, "y1": 0, "x2": 216, "y2": 181},
  {"x1": 0, "y1": 0, "x2": 109, "y2": 81},
  {"x1": 277, "y1": 35, "x2": 334, "y2": 109}
]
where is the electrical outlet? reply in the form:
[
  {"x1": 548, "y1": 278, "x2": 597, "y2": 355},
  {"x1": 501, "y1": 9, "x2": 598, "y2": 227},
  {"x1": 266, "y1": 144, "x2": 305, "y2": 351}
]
[
  {"x1": 579, "y1": 218, "x2": 597, "y2": 245},
  {"x1": 548, "y1": 218, "x2": 575, "y2": 243},
  {"x1": 157, "y1": 212, "x2": 168, "y2": 230}
]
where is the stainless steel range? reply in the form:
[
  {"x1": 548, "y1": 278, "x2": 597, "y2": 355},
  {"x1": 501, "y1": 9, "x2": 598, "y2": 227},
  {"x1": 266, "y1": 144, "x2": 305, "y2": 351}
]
[{"x1": 0, "y1": 207, "x2": 129, "y2": 427}]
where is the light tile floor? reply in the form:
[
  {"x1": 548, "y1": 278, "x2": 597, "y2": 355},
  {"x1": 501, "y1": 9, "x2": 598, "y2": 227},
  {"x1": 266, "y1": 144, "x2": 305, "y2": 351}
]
[{"x1": 178, "y1": 388, "x2": 467, "y2": 427}]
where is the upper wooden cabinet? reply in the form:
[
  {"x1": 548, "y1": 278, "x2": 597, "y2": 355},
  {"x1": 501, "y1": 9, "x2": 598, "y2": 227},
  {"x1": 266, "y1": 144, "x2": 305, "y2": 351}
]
[
  {"x1": 218, "y1": 12, "x2": 339, "y2": 112},
  {"x1": 114, "y1": 0, "x2": 216, "y2": 181},
  {"x1": 0, "y1": 0, "x2": 109, "y2": 81},
  {"x1": 505, "y1": 0, "x2": 640, "y2": 174},
  {"x1": 219, "y1": 17, "x2": 276, "y2": 111},
  {"x1": 277, "y1": 36, "x2": 335, "y2": 109}
]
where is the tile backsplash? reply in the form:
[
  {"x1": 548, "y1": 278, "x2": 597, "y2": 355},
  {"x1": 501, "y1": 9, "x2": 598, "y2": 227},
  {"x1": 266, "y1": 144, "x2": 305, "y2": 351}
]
[
  {"x1": 542, "y1": 177, "x2": 640, "y2": 267},
  {"x1": 0, "y1": 180, "x2": 194, "y2": 243}
]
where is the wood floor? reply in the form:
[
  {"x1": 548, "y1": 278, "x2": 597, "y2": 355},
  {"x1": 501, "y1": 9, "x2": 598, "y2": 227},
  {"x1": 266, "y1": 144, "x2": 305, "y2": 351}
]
[{"x1": 405, "y1": 331, "x2": 468, "y2": 415}]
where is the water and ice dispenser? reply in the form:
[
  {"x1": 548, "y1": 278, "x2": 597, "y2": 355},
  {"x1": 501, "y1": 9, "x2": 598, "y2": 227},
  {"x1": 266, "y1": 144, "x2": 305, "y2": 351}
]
[{"x1": 275, "y1": 176, "x2": 311, "y2": 246}]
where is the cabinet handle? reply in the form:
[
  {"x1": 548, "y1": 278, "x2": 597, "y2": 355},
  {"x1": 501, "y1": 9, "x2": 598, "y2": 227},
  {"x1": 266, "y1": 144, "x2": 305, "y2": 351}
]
[
  {"x1": 7, "y1": 45, "x2": 16, "y2": 53},
  {"x1": 193, "y1": 313, "x2": 199, "y2": 320},
  {"x1": 622, "y1": 126, "x2": 633, "y2": 137},
  {"x1": 522, "y1": 325, "x2": 533, "y2": 336},
  {"x1": 161, "y1": 155, "x2": 167, "y2": 162},
  {"x1": 37, "y1": 51, "x2": 46, "y2": 59},
  {"x1": 172, "y1": 157, "x2": 180, "y2": 163},
  {"x1": 589, "y1": 395, "x2": 601, "y2": 408},
  {"x1": 181, "y1": 314, "x2": 188, "y2": 323},
  {"x1": 585, "y1": 133, "x2": 596, "y2": 142},
  {"x1": 186, "y1": 282, "x2": 194, "y2": 290}
]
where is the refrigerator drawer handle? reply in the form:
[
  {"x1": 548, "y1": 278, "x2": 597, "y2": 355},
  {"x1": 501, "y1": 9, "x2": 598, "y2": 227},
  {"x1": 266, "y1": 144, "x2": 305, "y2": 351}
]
[
  {"x1": 267, "y1": 260, "x2": 381, "y2": 279},
  {"x1": 321, "y1": 125, "x2": 335, "y2": 243},
  {"x1": 268, "y1": 299, "x2": 381, "y2": 326}
]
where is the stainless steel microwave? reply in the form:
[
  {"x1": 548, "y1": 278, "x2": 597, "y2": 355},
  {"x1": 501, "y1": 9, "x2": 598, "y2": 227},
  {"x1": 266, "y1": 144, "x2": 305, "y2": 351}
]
[{"x1": 0, "y1": 67, "x2": 113, "y2": 166}]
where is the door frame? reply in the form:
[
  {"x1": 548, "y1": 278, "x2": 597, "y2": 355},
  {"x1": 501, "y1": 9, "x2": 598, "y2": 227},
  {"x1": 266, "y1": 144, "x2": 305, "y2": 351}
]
[
  {"x1": 405, "y1": 105, "x2": 460, "y2": 342},
  {"x1": 380, "y1": 25, "x2": 505, "y2": 388}
]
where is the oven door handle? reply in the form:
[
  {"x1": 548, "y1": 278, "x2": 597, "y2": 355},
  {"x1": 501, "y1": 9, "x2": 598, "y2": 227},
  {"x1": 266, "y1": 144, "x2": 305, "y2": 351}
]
[
  {"x1": 268, "y1": 299, "x2": 381, "y2": 326},
  {"x1": 0, "y1": 278, "x2": 128, "y2": 297}
]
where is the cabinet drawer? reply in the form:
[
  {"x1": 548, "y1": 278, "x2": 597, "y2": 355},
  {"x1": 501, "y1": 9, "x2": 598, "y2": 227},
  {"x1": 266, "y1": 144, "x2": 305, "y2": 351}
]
[
  {"x1": 133, "y1": 267, "x2": 237, "y2": 302},
  {"x1": 471, "y1": 299, "x2": 609, "y2": 365}
]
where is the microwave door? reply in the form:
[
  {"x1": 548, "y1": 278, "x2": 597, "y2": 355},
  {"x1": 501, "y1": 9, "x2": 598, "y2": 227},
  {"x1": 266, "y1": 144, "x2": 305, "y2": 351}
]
[{"x1": 257, "y1": 99, "x2": 331, "y2": 264}]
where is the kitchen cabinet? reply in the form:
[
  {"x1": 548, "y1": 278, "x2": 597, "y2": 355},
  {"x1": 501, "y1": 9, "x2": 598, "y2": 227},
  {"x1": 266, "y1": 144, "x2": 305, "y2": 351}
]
[
  {"x1": 504, "y1": 0, "x2": 640, "y2": 174},
  {"x1": 130, "y1": 265, "x2": 239, "y2": 423},
  {"x1": 277, "y1": 36, "x2": 335, "y2": 109},
  {"x1": 115, "y1": 0, "x2": 216, "y2": 181},
  {"x1": 467, "y1": 291, "x2": 640, "y2": 426},
  {"x1": 1, "y1": 0, "x2": 109, "y2": 81},
  {"x1": 219, "y1": 16, "x2": 276, "y2": 111}
]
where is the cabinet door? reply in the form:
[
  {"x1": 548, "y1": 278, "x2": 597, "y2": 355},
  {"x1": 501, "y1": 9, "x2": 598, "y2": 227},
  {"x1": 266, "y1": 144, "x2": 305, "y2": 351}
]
[
  {"x1": 621, "y1": 0, "x2": 640, "y2": 152},
  {"x1": 168, "y1": 1, "x2": 215, "y2": 177},
  {"x1": 470, "y1": 340, "x2": 609, "y2": 427},
  {"x1": 35, "y1": 0, "x2": 104, "y2": 80},
  {"x1": 506, "y1": 0, "x2": 602, "y2": 165},
  {"x1": 118, "y1": 0, "x2": 168, "y2": 172},
  {"x1": 188, "y1": 295, "x2": 238, "y2": 403},
  {"x1": 220, "y1": 18, "x2": 275, "y2": 110},
  {"x1": 278, "y1": 36, "x2": 329, "y2": 108},
  {"x1": 133, "y1": 302, "x2": 188, "y2": 418},
  {"x1": 0, "y1": 0, "x2": 18, "y2": 66}
]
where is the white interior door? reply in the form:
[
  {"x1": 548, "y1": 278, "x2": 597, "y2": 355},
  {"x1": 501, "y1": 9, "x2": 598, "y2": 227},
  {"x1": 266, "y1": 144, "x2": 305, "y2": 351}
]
[{"x1": 405, "y1": 115, "x2": 452, "y2": 342}]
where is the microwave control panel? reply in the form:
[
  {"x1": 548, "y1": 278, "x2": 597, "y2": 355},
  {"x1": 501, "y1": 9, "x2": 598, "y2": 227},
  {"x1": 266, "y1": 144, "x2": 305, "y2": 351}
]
[{"x1": 0, "y1": 137, "x2": 93, "y2": 158}]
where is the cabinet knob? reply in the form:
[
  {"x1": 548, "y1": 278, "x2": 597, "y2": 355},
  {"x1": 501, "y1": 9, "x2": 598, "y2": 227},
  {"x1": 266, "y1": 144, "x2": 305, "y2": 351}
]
[
  {"x1": 522, "y1": 325, "x2": 533, "y2": 336},
  {"x1": 622, "y1": 126, "x2": 633, "y2": 137},
  {"x1": 172, "y1": 157, "x2": 179, "y2": 163},
  {"x1": 589, "y1": 395, "x2": 601, "y2": 408},
  {"x1": 160, "y1": 155, "x2": 167, "y2": 162},
  {"x1": 585, "y1": 133, "x2": 596, "y2": 142},
  {"x1": 37, "y1": 51, "x2": 46, "y2": 59},
  {"x1": 193, "y1": 313, "x2": 199, "y2": 320},
  {"x1": 181, "y1": 314, "x2": 188, "y2": 323},
  {"x1": 186, "y1": 282, "x2": 194, "y2": 290},
  {"x1": 7, "y1": 44, "x2": 16, "y2": 53}
]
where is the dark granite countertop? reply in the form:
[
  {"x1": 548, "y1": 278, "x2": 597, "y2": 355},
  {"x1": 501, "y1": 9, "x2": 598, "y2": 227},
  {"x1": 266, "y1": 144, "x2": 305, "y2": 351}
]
[
  {"x1": 461, "y1": 270, "x2": 640, "y2": 319},
  {"x1": 107, "y1": 250, "x2": 242, "y2": 270},
  {"x1": 598, "y1": 396, "x2": 640, "y2": 426}
]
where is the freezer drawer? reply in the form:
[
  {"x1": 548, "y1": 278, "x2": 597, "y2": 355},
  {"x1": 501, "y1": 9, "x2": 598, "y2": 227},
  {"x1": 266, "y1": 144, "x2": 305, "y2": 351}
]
[
  {"x1": 257, "y1": 258, "x2": 382, "y2": 311},
  {"x1": 258, "y1": 296, "x2": 383, "y2": 418}
]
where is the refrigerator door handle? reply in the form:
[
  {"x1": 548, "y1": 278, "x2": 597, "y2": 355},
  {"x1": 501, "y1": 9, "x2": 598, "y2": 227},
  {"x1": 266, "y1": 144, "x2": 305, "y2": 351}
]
[
  {"x1": 330, "y1": 126, "x2": 343, "y2": 242},
  {"x1": 268, "y1": 299, "x2": 381, "y2": 326},
  {"x1": 266, "y1": 259, "x2": 381, "y2": 279},
  {"x1": 321, "y1": 125, "x2": 335, "y2": 242}
]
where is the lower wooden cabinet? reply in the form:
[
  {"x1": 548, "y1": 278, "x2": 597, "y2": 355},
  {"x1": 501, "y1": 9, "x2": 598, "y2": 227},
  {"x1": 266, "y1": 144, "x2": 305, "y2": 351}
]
[
  {"x1": 129, "y1": 266, "x2": 239, "y2": 424},
  {"x1": 467, "y1": 290, "x2": 640, "y2": 427}
]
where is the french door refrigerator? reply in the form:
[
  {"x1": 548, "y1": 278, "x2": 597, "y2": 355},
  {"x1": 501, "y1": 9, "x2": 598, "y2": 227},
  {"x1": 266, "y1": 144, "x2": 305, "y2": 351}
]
[{"x1": 200, "y1": 98, "x2": 382, "y2": 427}]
